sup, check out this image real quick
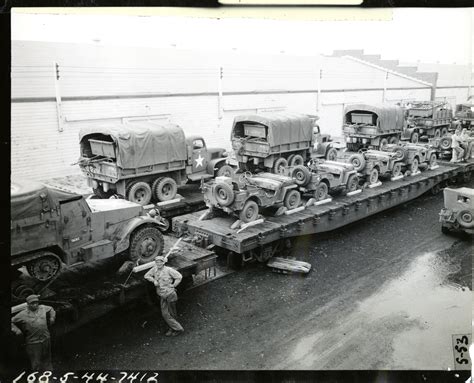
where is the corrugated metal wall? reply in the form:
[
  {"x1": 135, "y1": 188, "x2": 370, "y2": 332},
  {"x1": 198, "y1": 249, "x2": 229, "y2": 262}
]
[{"x1": 11, "y1": 41, "x2": 462, "y2": 181}]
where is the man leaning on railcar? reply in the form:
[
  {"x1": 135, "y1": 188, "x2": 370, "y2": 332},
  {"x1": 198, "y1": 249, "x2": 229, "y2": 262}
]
[{"x1": 11, "y1": 294, "x2": 56, "y2": 371}]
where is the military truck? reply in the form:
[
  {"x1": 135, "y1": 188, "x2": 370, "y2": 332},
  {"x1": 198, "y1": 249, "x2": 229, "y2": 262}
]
[
  {"x1": 79, "y1": 121, "x2": 232, "y2": 205},
  {"x1": 439, "y1": 187, "x2": 474, "y2": 235},
  {"x1": 343, "y1": 104, "x2": 406, "y2": 152},
  {"x1": 231, "y1": 113, "x2": 314, "y2": 174},
  {"x1": 202, "y1": 173, "x2": 301, "y2": 223},
  {"x1": 312, "y1": 121, "x2": 340, "y2": 161},
  {"x1": 454, "y1": 103, "x2": 474, "y2": 129},
  {"x1": 288, "y1": 160, "x2": 360, "y2": 201},
  {"x1": 11, "y1": 179, "x2": 167, "y2": 281},
  {"x1": 401, "y1": 101, "x2": 453, "y2": 142}
]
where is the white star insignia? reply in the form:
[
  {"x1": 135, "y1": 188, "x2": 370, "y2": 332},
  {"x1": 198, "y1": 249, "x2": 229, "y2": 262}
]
[{"x1": 195, "y1": 154, "x2": 204, "y2": 168}]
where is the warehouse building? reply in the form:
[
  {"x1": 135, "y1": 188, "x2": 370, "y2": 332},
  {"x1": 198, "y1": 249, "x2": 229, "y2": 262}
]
[{"x1": 11, "y1": 41, "x2": 472, "y2": 181}]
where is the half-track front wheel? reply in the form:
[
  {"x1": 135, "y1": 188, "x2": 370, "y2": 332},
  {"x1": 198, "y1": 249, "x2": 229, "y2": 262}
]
[{"x1": 129, "y1": 225, "x2": 165, "y2": 264}]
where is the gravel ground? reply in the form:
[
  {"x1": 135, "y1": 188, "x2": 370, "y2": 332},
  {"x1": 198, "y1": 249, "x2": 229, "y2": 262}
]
[{"x1": 44, "y1": 179, "x2": 473, "y2": 370}]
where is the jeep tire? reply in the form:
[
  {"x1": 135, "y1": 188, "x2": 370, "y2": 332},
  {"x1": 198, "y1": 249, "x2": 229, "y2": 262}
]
[
  {"x1": 284, "y1": 190, "x2": 301, "y2": 210},
  {"x1": 239, "y1": 200, "x2": 259, "y2": 223},
  {"x1": 314, "y1": 182, "x2": 329, "y2": 201}
]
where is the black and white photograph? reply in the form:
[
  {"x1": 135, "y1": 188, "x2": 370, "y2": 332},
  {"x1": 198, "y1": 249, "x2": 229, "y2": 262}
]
[{"x1": 7, "y1": 6, "x2": 474, "y2": 379}]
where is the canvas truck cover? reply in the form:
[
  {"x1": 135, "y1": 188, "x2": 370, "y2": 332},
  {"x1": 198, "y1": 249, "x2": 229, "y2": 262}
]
[
  {"x1": 344, "y1": 104, "x2": 405, "y2": 132},
  {"x1": 79, "y1": 121, "x2": 187, "y2": 169},
  {"x1": 11, "y1": 179, "x2": 81, "y2": 221},
  {"x1": 232, "y1": 114, "x2": 314, "y2": 147}
]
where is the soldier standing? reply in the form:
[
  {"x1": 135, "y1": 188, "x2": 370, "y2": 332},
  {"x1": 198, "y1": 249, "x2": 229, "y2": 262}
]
[
  {"x1": 11, "y1": 294, "x2": 56, "y2": 370},
  {"x1": 145, "y1": 256, "x2": 184, "y2": 336}
]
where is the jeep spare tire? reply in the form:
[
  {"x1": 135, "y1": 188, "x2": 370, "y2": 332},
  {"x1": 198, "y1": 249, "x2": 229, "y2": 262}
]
[
  {"x1": 291, "y1": 165, "x2": 311, "y2": 186},
  {"x1": 239, "y1": 200, "x2": 259, "y2": 223},
  {"x1": 154, "y1": 177, "x2": 178, "y2": 201},
  {"x1": 440, "y1": 137, "x2": 452, "y2": 150},
  {"x1": 214, "y1": 182, "x2": 234, "y2": 207},
  {"x1": 129, "y1": 225, "x2": 165, "y2": 264},
  {"x1": 347, "y1": 153, "x2": 366, "y2": 172},
  {"x1": 457, "y1": 210, "x2": 474, "y2": 229}
]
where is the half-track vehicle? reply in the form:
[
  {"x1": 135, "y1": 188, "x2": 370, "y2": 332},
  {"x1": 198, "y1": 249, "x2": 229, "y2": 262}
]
[
  {"x1": 343, "y1": 104, "x2": 406, "y2": 152},
  {"x1": 202, "y1": 173, "x2": 302, "y2": 223},
  {"x1": 11, "y1": 179, "x2": 167, "y2": 281},
  {"x1": 454, "y1": 103, "x2": 474, "y2": 129},
  {"x1": 401, "y1": 101, "x2": 453, "y2": 142},
  {"x1": 288, "y1": 160, "x2": 359, "y2": 201},
  {"x1": 383, "y1": 143, "x2": 437, "y2": 174},
  {"x1": 439, "y1": 187, "x2": 474, "y2": 235},
  {"x1": 79, "y1": 121, "x2": 232, "y2": 205},
  {"x1": 231, "y1": 113, "x2": 314, "y2": 174},
  {"x1": 359, "y1": 150, "x2": 405, "y2": 184}
]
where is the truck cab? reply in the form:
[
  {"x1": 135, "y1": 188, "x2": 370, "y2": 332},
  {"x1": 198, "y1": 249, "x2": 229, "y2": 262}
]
[{"x1": 185, "y1": 136, "x2": 231, "y2": 181}]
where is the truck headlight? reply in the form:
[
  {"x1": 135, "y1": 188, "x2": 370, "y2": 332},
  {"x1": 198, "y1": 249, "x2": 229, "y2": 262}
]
[{"x1": 362, "y1": 139, "x2": 368, "y2": 144}]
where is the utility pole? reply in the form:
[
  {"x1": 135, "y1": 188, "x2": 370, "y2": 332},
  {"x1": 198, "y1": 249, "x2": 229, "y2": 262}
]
[
  {"x1": 317, "y1": 68, "x2": 322, "y2": 112},
  {"x1": 382, "y1": 71, "x2": 388, "y2": 103},
  {"x1": 53, "y1": 61, "x2": 64, "y2": 132}
]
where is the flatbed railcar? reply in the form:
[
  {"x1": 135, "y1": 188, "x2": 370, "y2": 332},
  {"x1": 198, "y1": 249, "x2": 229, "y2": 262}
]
[
  {"x1": 173, "y1": 160, "x2": 473, "y2": 266},
  {"x1": 11, "y1": 236, "x2": 217, "y2": 337}
]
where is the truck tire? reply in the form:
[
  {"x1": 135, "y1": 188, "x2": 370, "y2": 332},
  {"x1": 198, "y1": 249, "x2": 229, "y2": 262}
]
[
  {"x1": 410, "y1": 158, "x2": 419, "y2": 174},
  {"x1": 440, "y1": 137, "x2": 452, "y2": 150},
  {"x1": 347, "y1": 153, "x2": 366, "y2": 172},
  {"x1": 239, "y1": 200, "x2": 259, "y2": 223},
  {"x1": 389, "y1": 136, "x2": 399, "y2": 145},
  {"x1": 410, "y1": 132, "x2": 419, "y2": 144},
  {"x1": 151, "y1": 177, "x2": 164, "y2": 200},
  {"x1": 391, "y1": 162, "x2": 402, "y2": 178},
  {"x1": 434, "y1": 128, "x2": 441, "y2": 138},
  {"x1": 127, "y1": 182, "x2": 152, "y2": 205},
  {"x1": 457, "y1": 210, "x2": 474, "y2": 229},
  {"x1": 129, "y1": 225, "x2": 165, "y2": 264},
  {"x1": 284, "y1": 189, "x2": 301, "y2": 210},
  {"x1": 325, "y1": 148, "x2": 338, "y2": 161},
  {"x1": 289, "y1": 154, "x2": 304, "y2": 166},
  {"x1": 379, "y1": 138, "x2": 389, "y2": 149},
  {"x1": 314, "y1": 182, "x2": 329, "y2": 201},
  {"x1": 154, "y1": 177, "x2": 178, "y2": 201},
  {"x1": 291, "y1": 165, "x2": 311, "y2": 186},
  {"x1": 441, "y1": 127, "x2": 448, "y2": 137},
  {"x1": 216, "y1": 165, "x2": 234, "y2": 178},
  {"x1": 346, "y1": 174, "x2": 359, "y2": 193},
  {"x1": 369, "y1": 168, "x2": 379, "y2": 184},
  {"x1": 429, "y1": 153, "x2": 437, "y2": 167},
  {"x1": 273, "y1": 157, "x2": 288, "y2": 174},
  {"x1": 214, "y1": 182, "x2": 235, "y2": 207}
]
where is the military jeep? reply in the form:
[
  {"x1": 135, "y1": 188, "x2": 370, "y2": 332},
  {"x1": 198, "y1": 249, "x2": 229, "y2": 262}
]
[
  {"x1": 288, "y1": 160, "x2": 359, "y2": 201},
  {"x1": 11, "y1": 179, "x2": 166, "y2": 281},
  {"x1": 202, "y1": 173, "x2": 302, "y2": 223},
  {"x1": 360, "y1": 150, "x2": 405, "y2": 184},
  {"x1": 383, "y1": 143, "x2": 437, "y2": 174},
  {"x1": 439, "y1": 187, "x2": 474, "y2": 235}
]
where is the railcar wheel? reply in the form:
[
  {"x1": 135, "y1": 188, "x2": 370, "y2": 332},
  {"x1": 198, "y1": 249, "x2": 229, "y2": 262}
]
[
  {"x1": 154, "y1": 177, "x2": 178, "y2": 202},
  {"x1": 284, "y1": 190, "x2": 301, "y2": 210},
  {"x1": 127, "y1": 181, "x2": 152, "y2": 205},
  {"x1": 239, "y1": 200, "x2": 259, "y2": 223},
  {"x1": 129, "y1": 225, "x2": 165, "y2": 264},
  {"x1": 26, "y1": 252, "x2": 62, "y2": 281}
]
